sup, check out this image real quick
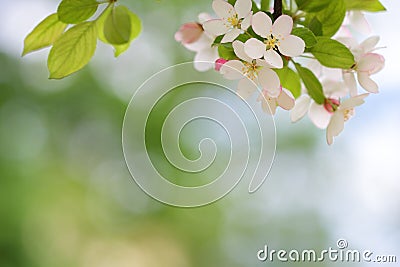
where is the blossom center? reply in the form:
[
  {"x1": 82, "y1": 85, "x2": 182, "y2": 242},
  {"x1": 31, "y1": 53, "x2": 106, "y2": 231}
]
[
  {"x1": 242, "y1": 60, "x2": 260, "y2": 80},
  {"x1": 226, "y1": 13, "x2": 242, "y2": 29},
  {"x1": 264, "y1": 34, "x2": 280, "y2": 50}
]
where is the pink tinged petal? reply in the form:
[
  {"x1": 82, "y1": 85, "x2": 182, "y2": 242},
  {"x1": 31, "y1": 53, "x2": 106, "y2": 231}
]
[
  {"x1": 264, "y1": 49, "x2": 283, "y2": 68},
  {"x1": 241, "y1": 14, "x2": 252, "y2": 30},
  {"x1": 336, "y1": 37, "x2": 358, "y2": 50},
  {"x1": 183, "y1": 33, "x2": 213, "y2": 52},
  {"x1": 212, "y1": 0, "x2": 234, "y2": 19},
  {"x1": 237, "y1": 77, "x2": 257, "y2": 99},
  {"x1": 343, "y1": 72, "x2": 358, "y2": 97},
  {"x1": 244, "y1": 38, "x2": 265, "y2": 59},
  {"x1": 290, "y1": 95, "x2": 311, "y2": 122},
  {"x1": 234, "y1": 0, "x2": 252, "y2": 18},
  {"x1": 258, "y1": 68, "x2": 280, "y2": 97},
  {"x1": 277, "y1": 88, "x2": 295, "y2": 110},
  {"x1": 221, "y1": 28, "x2": 241, "y2": 43},
  {"x1": 220, "y1": 60, "x2": 245, "y2": 80},
  {"x1": 326, "y1": 112, "x2": 345, "y2": 145},
  {"x1": 360, "y1": 36, "x2": 379, "y2": 53},
  {"x1": 175, "y1": 22, "x2": 203, "y2": 44},
  {"x1": 259, "y1": 93, "x2": 277, "y2": 115},
  {"x1": 308, "y1": 102, "x2": 331, "y2": 129},
  {"x1": 348, "y1": 11, "x2": 371, "y2": 36},
  {"x1": 272, "y1": 15, "x2": 293, "y2": 37},
  {"x1": 251, "y1": 12, "x2": 272, "y2": 38},
  {"x1": 232, "y1": 40, "x2": 252, "y2": 62},
  {"x1": 194, "y1": 48, "x2": 219, "y2": 72},
  {"x1": 278, "y1": 35, "x2": 305, "y2": 57},
  {"x1": 357, "y1": 72, "x2": 378, "y2": 93},
  {"x1": 203, "y1": 19, "x2": 229, "y2": 36},
  {"x1": 357, "y1": 53, "x2": 385, "y2": 74},
  {"x1": 340, "y1": 93, "x2": 368, "y2": 109}
]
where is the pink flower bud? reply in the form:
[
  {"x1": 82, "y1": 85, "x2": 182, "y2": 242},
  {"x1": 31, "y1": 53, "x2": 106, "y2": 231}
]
[
  {"x1": 324, "y1": 98, "x2": 340, "y2": 114},
  {"x1": 174, "y1": 22, "x2": 203, "y2": 44},
  {"x1": 215, "y1": 58, "x2": 228, "y2": 71}
]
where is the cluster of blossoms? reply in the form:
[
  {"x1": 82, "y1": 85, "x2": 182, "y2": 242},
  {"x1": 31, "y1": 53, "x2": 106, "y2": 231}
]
[{"x1": 175, "y1": 0, "x2": 386, "y2": 145}]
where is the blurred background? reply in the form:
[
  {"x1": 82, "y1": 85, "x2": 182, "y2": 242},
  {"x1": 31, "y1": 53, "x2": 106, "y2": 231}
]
[{"x1": 0, "y1": 0, "x2": 399, "y2": 266}]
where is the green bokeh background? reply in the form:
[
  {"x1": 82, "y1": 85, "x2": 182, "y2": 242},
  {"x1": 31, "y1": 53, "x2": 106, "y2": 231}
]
[{"x1": 0, "y1": 0, "x2": 399, "y2": 266}]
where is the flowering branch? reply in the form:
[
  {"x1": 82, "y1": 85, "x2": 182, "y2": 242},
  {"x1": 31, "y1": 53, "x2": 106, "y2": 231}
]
[{"x1": 273, "y1": 0, "x2": 283, "y2": 20}]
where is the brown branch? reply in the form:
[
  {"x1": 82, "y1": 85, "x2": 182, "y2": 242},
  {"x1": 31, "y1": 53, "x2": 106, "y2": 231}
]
[{"x1": 273, "y1": 0, "x2": 283, "y2": 20}]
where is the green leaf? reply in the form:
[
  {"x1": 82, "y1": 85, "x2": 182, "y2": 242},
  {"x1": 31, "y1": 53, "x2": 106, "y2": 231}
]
[
  {"x1": 218, "y1": 44, "x2": 236, "y2": 60},
  {"x1": 103, "y1": 5, "x2": 132, "y2": 45},
  {"x1": 22, "y1": 13, "x2": 67, "y2": 56},
  {"x1": 274, "y1": 67, "x2": 301, "y2": 98},
  {"x1": 308, "y1": 17, "x2": 322, "y2": 36},
  {"x1": 48, "y1": 21, "x2": 98, "y2": 79},
  {"x1": 57, "y1": 0, "x2": 99, "y2": 24},
  {"x1": 295, "y1": 0, "x2": 331, "y2": 12},
  {"x1": 294, "y1": 63, "x2": 325, "y2": 104},
  {"x1": 291, "y1": 27, "x2": 317, "y2": 48},
  {"x1": 261, "y1": 0, "x2": 270, "y2": 12},
  {"x1": 345, "y1": 0, "x2": 386, "y2": 12},
  {"x1": 309, "y1": 37, "x2": 355, "y2": 69},
  {"x1": 316, "y1": 0, "x2": 346, "y2": 37},
  {"x1": 98, "y1": 5, "x2": 142, "y2": 57}
]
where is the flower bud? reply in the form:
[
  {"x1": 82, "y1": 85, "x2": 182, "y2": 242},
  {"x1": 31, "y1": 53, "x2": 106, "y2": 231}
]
[
  {"x1": 215, "y1": 58, "x2": 228, "y2": 71},
  {"x1": 324, "y1": 98, "x2": 340, "y2": 113}
]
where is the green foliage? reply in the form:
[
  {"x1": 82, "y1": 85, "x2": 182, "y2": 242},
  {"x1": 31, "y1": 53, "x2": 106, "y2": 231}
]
[
  {"x1": 57, "y1": 0, "x2": 99, "y2": 24},
  {"x1": 275, "y1": 67, "x2": 301, "y2": 98},
  {"x1": 345, "y1": 0, "x2": 386, "y2": 12},
  {"x1": 103, "y1": 5, "x2": 132, "y2": 45},
  {"x1": 218, "y1": 44, "x2": 237, "y2": 60},
  {"x1": 309, "y1": 37, "x2": 355, "y2": 69},
  {"x1": 22, "y1": 13, "x2": 67, "y2": 56},
  {"x1": 23, "y1": 0, "x2": 142, "y2": 79},
  {"x1": 315, "y1": 0, "x2": 346, "y2": 37},
  {"x1": 295, "y1": 0, "x2": 331, "y2": 13},
  {"x1": 261, "y1": 0, "x2": 270, "y2": 12},
  {"x1": 48, "y1": 21, "x2": 97, "y2": 79},
  {"x1": 308, "y1": 17, "x2": 322, "y2": 36},
  {"x1": 291, "y1": 27, "x2": 317, "y2": 48},
  {"x1": 294, "y1": 63, "x2": 325, "y2": 104}
]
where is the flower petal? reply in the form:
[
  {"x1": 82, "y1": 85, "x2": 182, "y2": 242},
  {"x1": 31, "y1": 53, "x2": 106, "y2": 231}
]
[
  {"x1": 232, "y1": 40, "x2": 252, "y2": 62},
  {"x1": 360, "y1": 36, "x2": 379, "y2": 53},
  {"x1": 193, "y1": 48, "x2": 219, "y2": 72},
  {"x1": 343, "y1": 72, "x2": 358, "y2": 97},
  {"x1": 203, "y1": 19, "x2": 229, "y2": 36},
  {"x1": 237, "y1": 77, "x2": 257, "y2": 99},
  {"x1": 235, "y1": 0, "x2": 252, "y2": 18},
  {"x1": 251, "y1": 12, "x2": 272, "y2": 38},
  {"x1": 244, "y1": 38, "x2": 265, "y2": 59},
  {"x1": 212, "y1": 0, "x2": 233, "y2": 19},
  {"x1": 279, "y1": 35, "x2": 305, "y2": 57},
  {"x1": 221, "y1": 28, "x2": 241, "y2": 43},
  {"x1": 220, "y1": 60, "x2": 245, "y2": 80},
  {"x1": 183, "y1": 33, "x2": 212, "y2": 52},
  {"x1": 198, "y1": 12, "x2": 213, "y2": 24},
  {"x1": 263, "y1": 49, "x2": 283, "y2": 68},
  {"x1": 241, "y1": 14, "x2": 252, "y2": 30},
  {"x1": 357, "y1": 72, "x2": 378, "y2": 93},
  {"x1": 358, "y1": 53, "x2": 385, "y2": 75},
  {"x1": 258, "y1": 68, "x2": 280, "y2": 97},
  {"x1": 348, "y1": 11, "x2": 371, "y2": 36},
  {"x1": 340, "y1": 93, "x2": 368, "y2": 109},
  {"x1": 290, "y1": 95, "x2": 311, "y2": 122},
  {"x1": 277, "y1": 88, "x2": 295, "y2": 110},
  {"x1": 259, "y1": 93, "x2": 277, "y2": 115},
  {"x1": 326, "y1": 112, "x2": 344, "y2": 145},
  {"x1": 308, "y1": 102, "x2": 331, "y2": 129},
  {"x1": 272, "y1": 15, "x2": 293, "y2": 37}
]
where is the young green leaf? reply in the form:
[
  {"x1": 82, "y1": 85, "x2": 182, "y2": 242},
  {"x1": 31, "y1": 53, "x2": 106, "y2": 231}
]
[
  {"x1": 218, "y1": 45, "x2": 237, "y2": 60},
  {"x1": 308, "y1": 17, "x2": 322, "y2": 36},
  {"x1": 295, "y1": 0, "x2": 331, "y2": 12},
  {"x1": 48, "y1": 21, "x2": 98, "y2": 79},
  {"x1": 294, "y1": 63, "x2": 325, "y2": 104},
  {"x1": 261, "y1": 0, "x2": 270, "y2": 12},
  {"x1": 57, "y1": 0, "x2": 99, "y2": 24},
  {"x1": 104, "y1": 5, "x2": 132, "y2": 45},
  {"x1": 274, "y1": 67, "x2": 301, "y2": 98},
  {"x1": 316, "y1": 0, "x2": 346, "y2": 37},
  {"x1": 345, "y1": 0, "x2": 386, "y2": 12},
  {"x1": 309, "y1": 37, "x2": 355, "y2": 69},
  {"x1": 291, "y1": 27, "x2": 317, "y2": 48},
  {"x1": 23, "y1": 13, "x2": 67, "y2": 56}
]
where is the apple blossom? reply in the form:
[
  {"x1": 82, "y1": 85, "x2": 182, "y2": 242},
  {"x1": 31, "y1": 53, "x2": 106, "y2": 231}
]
[
  {"x1": 203, "y1": 0, "x2": 252, "y2": 43},
  {"x1": 175, "y1": 22, "x2": 204, "y2": 44},
  {"x1": 244, "y1": 12, "x2": 305, "y2": 68},
  {"x1": 258, "y1": 86, "x2": 295, "y2": 115},
  {"x1": 176, "y1": 13, "x2": 219, "y2": 72},
  {"x1": 219, "y1": 40, "x2": 281, "y2": 99},
  {"x1": 339, "y1": 36, "x2": 385, "y2": 95}
]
